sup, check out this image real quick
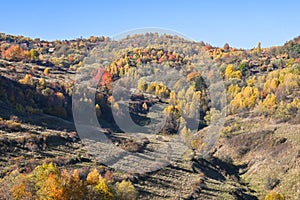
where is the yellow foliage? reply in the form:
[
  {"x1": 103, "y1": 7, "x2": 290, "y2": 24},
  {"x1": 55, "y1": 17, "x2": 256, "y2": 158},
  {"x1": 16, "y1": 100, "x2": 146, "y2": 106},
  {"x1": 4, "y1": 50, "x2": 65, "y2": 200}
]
[
  {"x1": 142, "y1": 102, "x2": 148, "y2": 110},
  {"x1": 55, "y1": 92, "x2": 65, "y2": 101},
  {"x1": 230, "y1": 86, "x2": 259, "y2": 113},
  {"x1": 258, "y1": 93, "x2": 277, "y2": 114},
  {"x1": 264, "y1": 78, "x2": 279, "y2": 94},
  {"x1": 86, "y1": 168, "x2": 100, "y2": 185},
  {"x1": 39, "y1": 78, "x2": 46, "y2": 86},
  {"x1": 95, "y1": 104, "x2": 101, "y2": 117},
  {"x1": 0, "y1": 163, "x2": 138, "y2": 199},
  {"x1": 265, "y1": 191, "x2": 285, "y2": 200},
  {"x1": 190, "y1": 139, "x2": 202, "y2": 150},
  {"x1": 94, "y1": 178, "x2": 113, "y2": 200},
  {"x1": 247, "y1": 76, "x2": 257, "y2": 87},
  {"x1": 137, "y1": 79, "x2": 147, "y2": 91},
  {"x1": 19, "y1": 74, "x2": 33, "y2": 85},
  {"x1": 31, "y1": 163, "x2": 66, "y2": 200},
  {"x1": 225, "y1": 64, "x2": 242, "y2": 79},
  {"x1": 44, "y1": 67, "x2": 50, "y2": 75},
  {"x1": 113, "y1": 102, "x2": 120, "y2": 111},
  {"x1": 0, "y1": 119, "x2": 22, "y2": 130},
  {"x1": 164, "y1": 105, "x2": 176, "y2": 114},
  {"x1": 10, "y1": 175, "x2": 32, "y2": 200},
  {"x1": 181, "y1": 126, "x2": 193, "y2": 144},
  {"x1": 115, "y1": 180, "x2": 137, "y2": 200},
  {"x1": 37, "y1": 173, "x2": 66, "y2": 200},
  {"x1": 262, "y1": 68, "x2": 300, "y2": 96},
  {"x1": 227, "y1": 84, "x2": 240, "y2": 100}
]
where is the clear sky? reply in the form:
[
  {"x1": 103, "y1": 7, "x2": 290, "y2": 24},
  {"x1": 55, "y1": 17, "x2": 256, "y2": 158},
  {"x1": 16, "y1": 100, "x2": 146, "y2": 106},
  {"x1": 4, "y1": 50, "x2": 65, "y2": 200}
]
[{"x1": 0, "y1": 0, "x2": 299, "y2": 49}]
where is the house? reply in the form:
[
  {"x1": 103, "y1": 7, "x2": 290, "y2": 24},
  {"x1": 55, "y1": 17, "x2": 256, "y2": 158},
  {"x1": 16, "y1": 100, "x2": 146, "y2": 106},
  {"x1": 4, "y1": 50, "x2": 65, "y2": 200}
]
[{"x1": 48, "y1": 48, "x2": 55, "y2": 53}]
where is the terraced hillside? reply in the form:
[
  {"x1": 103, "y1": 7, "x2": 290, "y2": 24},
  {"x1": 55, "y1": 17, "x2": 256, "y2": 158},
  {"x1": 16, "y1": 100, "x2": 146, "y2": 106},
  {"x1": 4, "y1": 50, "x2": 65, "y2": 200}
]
[{"x1": 0, "y1": 33, "x2": 299, "y2": 199}]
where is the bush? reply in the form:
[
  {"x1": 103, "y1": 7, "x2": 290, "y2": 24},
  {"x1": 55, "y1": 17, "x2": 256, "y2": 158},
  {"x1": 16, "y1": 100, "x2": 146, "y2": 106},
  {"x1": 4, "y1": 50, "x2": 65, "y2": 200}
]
[
  {"x1": 44, "y1": 67, "x2": 50, "y2": 75},
  {"x1": 265, "y1": 191, "x2": 285, "y2": 200},
  {"x1": 0, "y1": 118, "x2": 22, "y2": 132},
  {"x1": 225, "y1": 64, "x2": 242, "y2": 80},
  {"x1": 0, "y1": 163, "x2": 137, "y2": 199},
  {"x1": 115, "y1": 180, "x2": 137, "y2": 200},
  {"x1": 1, "y1": 45, "x2": 27, "y2": 61},
  {"x1": 94, "y1": 179, "x2": 114, "y2": 200},
  {"x1": 86, "y1": 168, "x2": 100, "y2": 185}
]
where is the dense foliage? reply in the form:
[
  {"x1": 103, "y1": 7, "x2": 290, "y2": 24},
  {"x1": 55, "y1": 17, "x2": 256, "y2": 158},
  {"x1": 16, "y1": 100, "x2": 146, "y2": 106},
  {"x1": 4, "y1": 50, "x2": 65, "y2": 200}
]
[
  {"x1": 0, "y1": 163, "x2": 137, "y2": 200},
  {"x1": 0, "y1": 32, "x2": 299, "y2": 199}
]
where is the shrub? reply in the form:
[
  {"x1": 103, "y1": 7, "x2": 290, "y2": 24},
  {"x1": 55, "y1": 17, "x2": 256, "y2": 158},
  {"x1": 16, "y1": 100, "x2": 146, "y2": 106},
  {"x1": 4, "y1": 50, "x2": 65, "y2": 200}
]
[
  {"x1": 19, "y1": 74, "x2": 33, "y2": 85},
  {"x1": 29, "y1": 49, "x2": 39, "y2": 60},
  {"x1": 230, "y1": 86, "x2": 259, "y2": 113},
  {"x1": 0, "y1": 118, "x2": 22, "y2": 132},
  {"x1": 115, "y1": 180, "x2": 137, "y2": 200},
  {"x1": 86, "y1": 168, "x2": 100, "y2": 185},
  {"x1": 1, "y1": 45, "x2": 27, "y2": 61},
  {"x1": 265, "y1": 191, "x2": 285, "y2": 200},
  {"x1": 225, "y1": 64, "x2": 242, "y2": 80},
  {"x1": 44, "y1": 67, "x2": 50, "y2": 75},
  {"x1": 0, "y1": 163, "x2": 138, "y2": 199},
  {"x1": 94, "y1": 178, "x2": 114, "y2": 200}
]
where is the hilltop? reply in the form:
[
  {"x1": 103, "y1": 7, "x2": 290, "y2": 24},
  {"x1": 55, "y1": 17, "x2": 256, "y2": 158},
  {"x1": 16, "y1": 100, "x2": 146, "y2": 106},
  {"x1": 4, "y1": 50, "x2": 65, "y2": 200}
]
[{"x1": 0, "y1": 32, "x2": 299, "y2": 199}]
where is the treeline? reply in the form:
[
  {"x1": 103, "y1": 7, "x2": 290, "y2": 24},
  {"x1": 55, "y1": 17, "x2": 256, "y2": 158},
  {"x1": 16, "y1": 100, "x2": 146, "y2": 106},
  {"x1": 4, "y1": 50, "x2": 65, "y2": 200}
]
[{"x1": 0, "y1": 163, "x2": 137, "y2": 200}]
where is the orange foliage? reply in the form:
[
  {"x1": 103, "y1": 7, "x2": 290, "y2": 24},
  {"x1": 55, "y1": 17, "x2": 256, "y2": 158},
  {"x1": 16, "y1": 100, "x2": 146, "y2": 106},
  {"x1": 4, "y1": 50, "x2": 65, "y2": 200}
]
[
  {"x1": 1, "y1": 45, "x2": 28, "y2": 61},
  {"x1": 93, "y1": 69, "x2": 112, "y2": 88},
  {"x1": 10, "y1": 175, "x2": 32, "y2": 199},
  {"x1": 187, "y1": 71, "x2": 201, "y2": 81}
]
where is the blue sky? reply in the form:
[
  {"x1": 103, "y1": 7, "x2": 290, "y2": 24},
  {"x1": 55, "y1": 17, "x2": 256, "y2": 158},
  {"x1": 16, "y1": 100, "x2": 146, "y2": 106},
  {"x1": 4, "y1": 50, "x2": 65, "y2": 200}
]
[{"x1": 0, "y1": 0, "x2": 299, "y2": 49}]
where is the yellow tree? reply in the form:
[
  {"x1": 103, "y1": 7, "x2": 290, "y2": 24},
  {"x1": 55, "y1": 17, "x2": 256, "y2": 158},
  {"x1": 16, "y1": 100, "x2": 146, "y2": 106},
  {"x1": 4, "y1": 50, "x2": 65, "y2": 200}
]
[
  {"x1": 86, "y1": 168, "x2": 100, "y2": 185},
  {"x1": 115, "y1": 180, "x2": 137, "y2": 200},
  {"x1": 225, "y1": 64, "x2": 242, "y2": 80},
  {"x1": 31, "y1": 163, "x2": 67, "y2": 200},
  {"x1": 94, "y1": 178, "x2": 113, "y2": 200}
]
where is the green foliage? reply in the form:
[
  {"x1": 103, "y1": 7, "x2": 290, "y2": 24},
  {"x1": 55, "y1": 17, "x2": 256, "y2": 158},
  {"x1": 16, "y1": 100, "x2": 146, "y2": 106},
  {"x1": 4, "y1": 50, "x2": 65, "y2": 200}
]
[
  {"x1": 29, "y1": 49, "x2": 39, "y2": 60},
  {"x1": 238, "y1": 62, "x2": 248, "y2": 74}
]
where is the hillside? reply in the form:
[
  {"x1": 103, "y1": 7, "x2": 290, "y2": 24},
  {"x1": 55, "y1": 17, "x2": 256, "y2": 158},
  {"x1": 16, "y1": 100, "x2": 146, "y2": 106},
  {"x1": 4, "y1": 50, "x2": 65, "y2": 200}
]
[{"x1": 0, "y1": 33, "x2": 299, "y2": 199}]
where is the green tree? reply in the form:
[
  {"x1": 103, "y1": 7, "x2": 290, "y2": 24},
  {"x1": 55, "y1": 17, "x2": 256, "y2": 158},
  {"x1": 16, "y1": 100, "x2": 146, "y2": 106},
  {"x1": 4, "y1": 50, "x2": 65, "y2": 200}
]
[{"x1": 29, "y1": 49, "x2": 39, "y2": 60}]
